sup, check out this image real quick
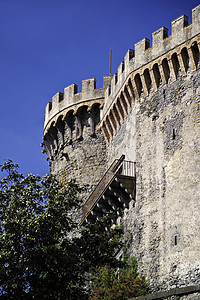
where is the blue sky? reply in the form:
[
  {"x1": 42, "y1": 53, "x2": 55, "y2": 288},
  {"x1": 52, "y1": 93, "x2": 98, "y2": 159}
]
[{"x1": 0, "y1": 0, "x2": 199, "y2": 177}]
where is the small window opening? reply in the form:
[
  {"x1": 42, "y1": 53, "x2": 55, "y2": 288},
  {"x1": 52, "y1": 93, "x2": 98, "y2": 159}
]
[
  {"x1": 174, "y1": 235, "x2": 177, "y2": 246},
  {"x1": 108, "y1": 85, "x2": 111, "y2": 96},
  {"x1": 122, "y1": 62, "x2": 125, "y2": 73},
  {"x1": 172, "y1": 128, "x2": 176, "y2": 140},
  {"x1": 115, "y1": 74, "x2": 118, "y2": 84}
]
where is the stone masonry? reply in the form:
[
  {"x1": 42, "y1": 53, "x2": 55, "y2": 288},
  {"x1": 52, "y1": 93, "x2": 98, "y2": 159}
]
[
  {"x1": 42, "y1": 77, "x2": 112, "y2": 196},
  {"x1": 42, "y1": 4, "x2": 200, "y2": 295}
]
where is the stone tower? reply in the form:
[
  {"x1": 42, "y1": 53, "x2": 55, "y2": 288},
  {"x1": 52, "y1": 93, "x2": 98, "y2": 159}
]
[
  {"x1": 42, "y1": 5, "x2": 200, "y2": 299},
  {"x1": 42, "y1": 76, "x2": 111, "y2": 195}
]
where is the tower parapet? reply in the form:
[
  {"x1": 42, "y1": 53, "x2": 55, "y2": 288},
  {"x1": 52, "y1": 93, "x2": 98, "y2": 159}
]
[
  {"x1": 100, "y1": 5, "x2": 200, "y2": 143},
  {"x1": 41, "y1": 4, "x2": 200, "y2": 294},
  {"x1": 42, "y1": 76, "x2": 112, "y2": 195},
  {"x1": 44, "y1": 76, "x2": 112, "y2": 132}
]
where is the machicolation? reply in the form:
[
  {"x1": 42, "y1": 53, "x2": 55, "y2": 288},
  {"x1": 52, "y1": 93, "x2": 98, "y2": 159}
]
[{"x1": 42, "y1": 5, "x2": 200, "y2": 298}]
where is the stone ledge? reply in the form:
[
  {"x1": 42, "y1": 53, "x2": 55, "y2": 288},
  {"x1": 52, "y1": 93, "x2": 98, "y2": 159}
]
[{"x1": 129, "y1": 284, "x2": 200, "y2": 300}]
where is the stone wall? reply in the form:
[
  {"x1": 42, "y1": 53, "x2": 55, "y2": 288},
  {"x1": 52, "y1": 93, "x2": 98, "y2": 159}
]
[
  {"x1": 106, "y1": 66, "x2": 200, "y2": 291},
  {"x1": 42, "y1": 78, "x2": 112, "y2": 197},
  {"x1": 130, "y1": 284, "x2": 200, "y2": 299},
  {"x1": 42, "y1": 4, "x2": 200, "y2": 295},
  {"x1": 52, "y1": 130, "x2": 107, "y2": 197}
]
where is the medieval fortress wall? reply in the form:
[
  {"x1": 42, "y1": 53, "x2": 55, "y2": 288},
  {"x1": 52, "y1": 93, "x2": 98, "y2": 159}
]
[
  {"x1": 42, "y1": 76, "x2": 112, "y2": 194},
  {"x1": 42, "y1": 5, "x2": 200, "y2": 295}
]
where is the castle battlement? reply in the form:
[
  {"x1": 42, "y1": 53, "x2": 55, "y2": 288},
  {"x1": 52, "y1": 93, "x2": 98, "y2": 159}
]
[
  {"x1": 44, "y1": 76, "x2": 112, "y2": 132},
  {"x1": 42, "y1": 5, "x2": 200, "y2": 295},
  {"x1": 100, "y1": 5, "x2": 200, "y2": 143},
  {"x1": 101, "y1": 5, "x2": 200, "y2": 126}
]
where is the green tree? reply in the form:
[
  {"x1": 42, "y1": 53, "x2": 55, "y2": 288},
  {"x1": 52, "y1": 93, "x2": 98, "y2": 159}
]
[
  {"x1": 89, "y1": 258, "x2": 151, "y2": 300},
  {"x1": 0, "y1": 160, "x2": 123, "y2": 299}
]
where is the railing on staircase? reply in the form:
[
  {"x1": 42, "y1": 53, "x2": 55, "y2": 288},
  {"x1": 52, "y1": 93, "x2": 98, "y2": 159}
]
[{"x1": 82, "y1": 155, "x2": 135, "y2": 221}]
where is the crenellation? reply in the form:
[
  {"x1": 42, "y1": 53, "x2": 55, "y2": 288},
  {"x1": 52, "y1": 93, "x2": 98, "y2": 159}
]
[
  {"x1": 52, "y1": 92, "x2": 63, "y2": 103},
  {"x1": 45, "y1": 102, "x2": 52, "y2": 116},
  {"x1": 192, "y1": 4, "x2": 200, "y2": 35},
  {"x1": 171, "y1": 15, "x2": 189, "y2": 46},
  {"x1": 112, "y1": 73, "x2": 118, "y2": 86},
  {"x1": 103, "y1": 75, "x2": 112, "y2": 89},
  {"x1": 124, "y1": 49, "x2": 134, "y2": 64},
  {"x1": 105, "y1": 84, "x2": 110, "y2": 98},
  {"x1": 42, "y1": 5, "x2": 200, "y2": 296},
  {"x1": 134, "y1": 38, "x2": 151, "y2": 66},
  {"x1": 64, "y1": 83, "x2": 78, "y2": 105},
  {"x1": 152, "y1": 27, "x2": 168, "y2": 56},
  {"x1": 82, "y1": 78, "x2": 96, "y2": 93},
  {"x1": 44, "y1": 78, "x2": 106, "y2": 132},
  {"x1": 51, "y1": 92, "x2": 64, "y2": 111},
  {"x1": 102, "y1": 5, "x2": 200, "y2": 115},
  {"x1": 118, "y1": 61, "x2": 125, "y2": 75},
  {"x1": 124, "y1": 49, "x2": 135, "y2": 75},
  {"x1": 171, "y1": 14, "x2": 188, "y2": 35}
]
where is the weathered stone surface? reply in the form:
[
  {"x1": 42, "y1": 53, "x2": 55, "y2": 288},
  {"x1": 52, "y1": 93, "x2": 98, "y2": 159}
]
[
  {"x1": 107, "y1": 69, "x2": 200, "y2": 291},
  {"x1": 52, "y1": 131, "x2": 107, "y2": 198},
  {"x1": 42, "y1": 4, "x2": 200, "y2": 295}
]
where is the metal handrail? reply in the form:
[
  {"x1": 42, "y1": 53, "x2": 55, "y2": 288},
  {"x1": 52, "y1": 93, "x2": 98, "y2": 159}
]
[
  {"x1": 81, "y1": 155, "x2": 135, "y2": 221},
  {"x1": 116, "y1": 160, "x2": 136, "y2": 177}
]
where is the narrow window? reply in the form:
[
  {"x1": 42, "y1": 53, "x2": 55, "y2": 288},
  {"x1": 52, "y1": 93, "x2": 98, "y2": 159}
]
[
  {"x1": 122, "y1": 62, "x2": 125, "y2": 73},
  {"x1": 115, "y1": 74, "x2": 118, "y2": 84},
  {"x1": 108, "y1": 85, "x2": 111, "y2": 95},
  {"x1": 174, "y1": 235, "x2": 177, "y2": 246},
  {"x1": 172, "y1": 129, "x2": 176, "y2": 140}
]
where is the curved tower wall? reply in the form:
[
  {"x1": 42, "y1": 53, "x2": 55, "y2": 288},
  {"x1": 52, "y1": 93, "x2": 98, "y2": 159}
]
[
  {"x1": 42, "y1": 4, "x2": 200, "y2": 295},
  {"x1": 99, "y1": 5, "x2": 200, "y2": 292},
  {"x1": 42, "y1": 76, "x2": 112, "y2": 195}
]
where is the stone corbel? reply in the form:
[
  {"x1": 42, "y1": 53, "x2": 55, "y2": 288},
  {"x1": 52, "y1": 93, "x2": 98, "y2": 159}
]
[
  {"x1": 187, "y1": 46, "x2": 197, "y2": 71},
  {"x1": 149, "y1": 68, "x2": 159, "y2": 91},
  {"x1": 158, "y1": 63, "x2": 167, "y2": 85},
  {"x1": 177, "y1": 52, "x2": 187, "y2": 76},
  {"x1": 140, "y1": 73, "x2": 149, "y2": 97},
  {"x1": 167, "y1": 58, "x2": 177, "y2": 82}
]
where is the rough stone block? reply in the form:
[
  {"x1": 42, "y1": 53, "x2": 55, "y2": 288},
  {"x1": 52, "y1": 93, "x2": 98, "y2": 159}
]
[
  {"x1": 103, "y1": 75, "x2": 112, "y2": 89},
  {"x1": 82, "y1": 78, "x2": 96, "y2": 93},
  {"x1": 135, "y1": 38, "x2": 150, "y2": 64},
  {"x1": 124, "y1": 49, "x2": 134, "y2": 65},
  {"x1": 192, "y1": 4, "x2": 200, "y2": 35},
  {"x1": 171, "y1": 14, "x2": 188, "y2": 36},
  {"x1": 152, "y1": 27, "x2": 168, "y2": 47},
  {"x1": 64, "y1": 84, "x2": 78, "y2": 105}
]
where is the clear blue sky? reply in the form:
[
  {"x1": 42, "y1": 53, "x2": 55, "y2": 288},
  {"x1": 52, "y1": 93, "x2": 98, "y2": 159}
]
[{"x1": 0, "y1": 0, "x2": 199, "y2": 176}]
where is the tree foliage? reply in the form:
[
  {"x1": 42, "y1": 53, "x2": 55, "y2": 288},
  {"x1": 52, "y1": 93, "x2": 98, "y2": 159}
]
[
  {"x1": 0, "y1": 160, "x2": 150, "y2": 299},
  {"x1": 0, "y1": 160, "x2": 123, "y2": 299},
  {"x1": 90, "y1": 258, "x2": 151, "y2": 300}
]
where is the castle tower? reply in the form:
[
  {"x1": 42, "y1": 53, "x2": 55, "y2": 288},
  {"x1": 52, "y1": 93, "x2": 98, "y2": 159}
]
[
  {"x1": 42, "y1": 76, "x2": 112, "y2": 195},
  {"x1": 42, "y1": 4, "x2": 200, "y2": 298},
  {"x1": 97, "y1": 4, "x2": 200, "y2": 294}
]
